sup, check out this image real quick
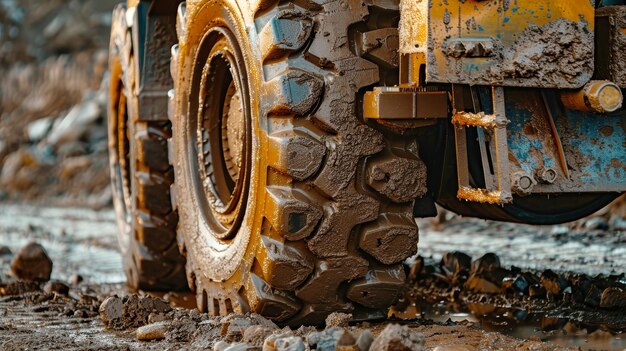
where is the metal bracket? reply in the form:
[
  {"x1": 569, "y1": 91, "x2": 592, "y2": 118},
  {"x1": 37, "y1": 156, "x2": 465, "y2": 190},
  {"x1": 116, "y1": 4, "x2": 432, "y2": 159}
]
[
  {"x1": 363, "y1": 87, "x2": 449, "y2": 120},
  {"x1": 452, "y1": 86, "x2": 513, "y2": 205}
]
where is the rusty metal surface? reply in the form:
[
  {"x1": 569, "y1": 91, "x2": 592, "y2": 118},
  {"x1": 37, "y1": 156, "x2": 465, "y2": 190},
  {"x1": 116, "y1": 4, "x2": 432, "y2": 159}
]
[
  {"x1": 595, "y1": 6, "x2": 626, "y2": 88},
  {"x1": 400, "y1": 0, "x2": 596, "y2": 88},
  {"x1": 561, "y1": 80, "x2": 624, "y2": 114},
  {"x1": 476, "y1": 87, "x2": 626, "y2": 194},
  {"x1": 453, "y1": 86, "x2": 512, "y2": 205}
]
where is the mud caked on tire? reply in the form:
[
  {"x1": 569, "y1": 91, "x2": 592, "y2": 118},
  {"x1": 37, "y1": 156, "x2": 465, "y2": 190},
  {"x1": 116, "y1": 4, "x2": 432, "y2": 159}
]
[
  {"x1": 108, "y1": 4, "x2": 187, "y2": 291},
  {"x1": 167, "y1": 0, "x2": 426, "y2": 325}
]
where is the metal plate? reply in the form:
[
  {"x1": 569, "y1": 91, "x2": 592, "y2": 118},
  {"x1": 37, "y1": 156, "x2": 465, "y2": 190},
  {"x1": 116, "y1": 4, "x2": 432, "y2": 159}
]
[{"x1": 421, "y1": 0, "x2": 595, "y2": 89}]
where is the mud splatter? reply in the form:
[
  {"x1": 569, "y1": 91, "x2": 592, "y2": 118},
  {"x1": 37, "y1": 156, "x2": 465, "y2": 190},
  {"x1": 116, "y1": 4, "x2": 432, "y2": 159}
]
[{"x1": 488, "y1": 19, "x2": 594, "y2": 87}]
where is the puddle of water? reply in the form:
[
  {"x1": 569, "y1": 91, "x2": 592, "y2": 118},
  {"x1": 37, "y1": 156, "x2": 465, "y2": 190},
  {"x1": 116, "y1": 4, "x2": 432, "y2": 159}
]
[
  {"x1": 391, "y1": 296, "x2": 626, "y2": 350},
  {"x1": 0, "y1": 204, "x2": 124, "y2": 284}
]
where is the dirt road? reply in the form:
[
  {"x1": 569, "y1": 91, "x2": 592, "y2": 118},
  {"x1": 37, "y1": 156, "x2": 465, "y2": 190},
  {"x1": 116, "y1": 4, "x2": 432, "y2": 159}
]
[{"x1": 0, "y1": 203, "x2": 624, "y2": 350}]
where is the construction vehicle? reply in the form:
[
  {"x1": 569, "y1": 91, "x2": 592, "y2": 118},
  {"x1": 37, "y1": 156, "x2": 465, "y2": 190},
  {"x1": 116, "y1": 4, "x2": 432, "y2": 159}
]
[{"x1": 107, "y1": 0, "x2": 626, "y2": 325}]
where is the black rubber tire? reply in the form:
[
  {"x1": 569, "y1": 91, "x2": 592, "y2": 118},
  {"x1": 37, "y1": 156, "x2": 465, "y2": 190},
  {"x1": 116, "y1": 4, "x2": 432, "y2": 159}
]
[
  {"x1": 169, "y1": 0, "x2": 426, "y2": 325},
  {"x1": 107, "y1": 4, "x2": 187, "y2": 291}
]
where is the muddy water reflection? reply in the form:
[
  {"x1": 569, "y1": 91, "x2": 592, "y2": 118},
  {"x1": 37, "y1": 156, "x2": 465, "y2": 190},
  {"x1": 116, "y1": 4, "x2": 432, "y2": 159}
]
[
  {"x1": 391, "y1": 296, "x2": 626, "y2": 350},
  {"x1": 0, "y1": 204, "x2": 124, "y2": 283}
]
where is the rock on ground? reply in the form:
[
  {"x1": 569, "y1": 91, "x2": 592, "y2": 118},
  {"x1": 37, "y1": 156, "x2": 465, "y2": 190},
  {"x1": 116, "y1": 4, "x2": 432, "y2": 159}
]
[
  {"x1": 370, "y1": 324, "x2": 425, "y2": 351},
  {"x1": 136, "y1": 321, "x2": 170, "y2": 341},
  {"x1": 10, "y1": 242, "x2": 53, "y2": 281}
]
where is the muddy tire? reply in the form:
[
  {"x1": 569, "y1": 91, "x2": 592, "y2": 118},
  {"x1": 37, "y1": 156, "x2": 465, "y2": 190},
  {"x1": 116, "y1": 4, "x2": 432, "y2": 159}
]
[
  {"x1": 108, "y1": 4, "x2": 187, "y2": 291},
  {"x1": 170, "y1": 0, "x2": 425, "y2": 325}
]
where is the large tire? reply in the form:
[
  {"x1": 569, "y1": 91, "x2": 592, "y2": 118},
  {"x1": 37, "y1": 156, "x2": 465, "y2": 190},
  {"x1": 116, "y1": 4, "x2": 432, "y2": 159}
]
[
  {"x1": 170, "y1": 0, "x2": 426, "y2": 325},
  {"x1": 108, "y1": 4, "x2": 187, "y2": 291}
]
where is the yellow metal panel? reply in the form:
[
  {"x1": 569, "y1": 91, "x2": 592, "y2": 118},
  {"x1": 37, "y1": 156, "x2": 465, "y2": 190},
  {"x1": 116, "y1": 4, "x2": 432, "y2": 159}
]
[{"x1": 424, "y1": 0, "x2": 595, "y2": 88}]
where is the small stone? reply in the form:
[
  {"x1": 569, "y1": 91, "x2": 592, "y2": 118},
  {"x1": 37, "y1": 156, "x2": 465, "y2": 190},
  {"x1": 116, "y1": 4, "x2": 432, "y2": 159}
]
[
  {"x1": 11, "y1": 242, "x2": 53, "y2": 282},
  {"x1": 325, "y1": 312, "x2": 352, "y2": 328},
  {"x1": 433, "y1": 346, "x2": 477, "y2": 351},
  {"x1": 243, "y1": 325, "x2": 273, "y2": 347},
  {"x1": 529, "y1": 284, "x2": 547, "y2": 299},
  {"x1": 307, "y1": 327, "x2": 345, "y2": 351},
  {"x1": 584, "y1": 217, "x2": 609, "y2": 230},
  {"x1": 471, "y1": 253, "x2": 500, "y2": 274},
  {"x1": 69, "y1": 274, "x2": 83, "y2": 286},
  {"x1": 221, "y1": 317, "x2": 253, "y2": 342},
  {"x1": 99, "y1": 296, "x2": 123, "y2": 329},
  {"x1": 224, "y1": 342, "x2": 256, "y2": 351},
  {"x1": 274, "y1": 336, "x2": 306, "y2": 351},
  {"x1": 599, "y1": 287, "x2": 626, "y2": 309},
  {"x1": 0, "y1": 246, "x2": 12, "y2": 255},
  {"x1": 122, "y1": 294, "x2": 172, "y2": 329},
  {"x1": 73, "y1": 309, "x2": 88, "y2": 318},
  {"x1": 464, "y1": 274, "x2": 501, "y2": 294},
  {"x1": 26, "y1": 116, "x2": 55, "y2": 142},
  {"x1": 136, "y1": 321, "x2": 169, "y2": 341},
  {"x1": 148, "y1": 313, "x2": 168, "y2": 324},
  {"x1": 584, "y1": 285, "x2": 601, "y2": 307},
  {"x1": 355, "y1": 329, "x2": 374, "y2": 351},
  {"x1": 512, "y1": 275, "x2": 530, "y2": 294},
  {"x1": 408, "y1": 256, "x2": 424, "y2": 281},
  {"x1": 43, "y1": 281, "x2": 69, "y2": 295},
  {"x1": 441, "y1": 251, "x2": 472, "y2": 274},
  {"x1": 369, "y1": 324, "x2": 425, "y2": 351},
  {"x1": 540, "y1": 270, "x2": 569, "y2": 296},
  {"x1": 214, "y1": 341, "x2": 231, "y2": 351}
]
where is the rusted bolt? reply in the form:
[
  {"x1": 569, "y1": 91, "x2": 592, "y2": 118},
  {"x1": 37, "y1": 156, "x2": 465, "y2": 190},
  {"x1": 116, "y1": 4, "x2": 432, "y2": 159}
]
[
  {"x1": 511, "y1": 171, "x2": 536, "y2": 196},
  {"x1": 536, "y1": 167, "x2": 557, "y2": 184}
]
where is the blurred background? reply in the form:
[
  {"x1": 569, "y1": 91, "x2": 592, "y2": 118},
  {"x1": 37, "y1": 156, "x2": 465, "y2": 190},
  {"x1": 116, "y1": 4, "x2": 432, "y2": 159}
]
[{"x1": 0, "y1": 0, "x2": 117, "y2": 207}]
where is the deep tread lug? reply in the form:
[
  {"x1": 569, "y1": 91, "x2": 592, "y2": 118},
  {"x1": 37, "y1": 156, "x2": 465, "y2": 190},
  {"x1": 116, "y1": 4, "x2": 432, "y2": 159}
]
[
  {"x1": 295, "y1": 256, "x2": 368, "y2": 304},
  {"x1": 346, "y1": 265, "x2": 406, "y2": 309},
  {"x1": 366, "y1": 152, "x2": 427, "y2": 203},
  {"x1": 359, "y1": 213, "x2": 418, "y2": 265},
  {"x1": 260, "y1": 9, "x2": 313, "y2": 61},
  {"x1": 263, "y1": 69, "x2": 323, "y2": 116},
  {"x1": 258, "y1": 237, "x2": 314, "y2": 290},
  {"x1": 246, "y1": 273, "x2": 301, "y2": 322},
  {"x1": 266, "y1": 186, "x2": 322, "y2": 241},
  {"x1": 268, "y1": 130, "x2": 325, "y2": 181}
]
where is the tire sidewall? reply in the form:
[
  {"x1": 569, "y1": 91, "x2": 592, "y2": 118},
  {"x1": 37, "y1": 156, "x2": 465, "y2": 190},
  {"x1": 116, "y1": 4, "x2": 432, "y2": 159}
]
[{"x1": 174, "y1": 0, "x2": 263, "y2": 283}]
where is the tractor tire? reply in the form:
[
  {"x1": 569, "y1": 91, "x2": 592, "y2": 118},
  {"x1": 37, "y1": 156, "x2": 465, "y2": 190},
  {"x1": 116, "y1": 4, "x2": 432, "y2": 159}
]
[
  {"x1": 108, "y1": 4, "x2": 187, "y2": 291},
  {"x1": 169, "y1": 0, "x2": 426, "y2": 325}
]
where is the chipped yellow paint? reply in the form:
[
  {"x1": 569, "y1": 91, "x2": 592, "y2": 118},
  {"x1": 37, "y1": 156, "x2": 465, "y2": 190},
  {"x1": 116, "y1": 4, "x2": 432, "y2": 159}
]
[{"x1": 420, "y1": 0, "x2": 596, "y2": 88}]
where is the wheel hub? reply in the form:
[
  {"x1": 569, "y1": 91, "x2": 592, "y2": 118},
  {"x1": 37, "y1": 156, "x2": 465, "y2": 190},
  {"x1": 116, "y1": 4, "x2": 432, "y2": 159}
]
[{"x1": 193, "y1": 29, "x2": 251, "y2": 240}]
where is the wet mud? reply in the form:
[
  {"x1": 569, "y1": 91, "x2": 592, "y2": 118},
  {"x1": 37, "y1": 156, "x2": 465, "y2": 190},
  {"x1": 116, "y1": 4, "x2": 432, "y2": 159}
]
[{"x1": 0, "y1": 203, "x2": 624, "y2": 350}]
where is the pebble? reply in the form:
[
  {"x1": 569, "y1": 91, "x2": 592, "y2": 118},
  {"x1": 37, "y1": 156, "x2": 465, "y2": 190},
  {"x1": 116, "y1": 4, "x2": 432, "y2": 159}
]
[
  {"x1": 540, "y1": 270, "x2": 569, "y2": 296},
  {"x1": 369, "y1": 324, "x2": 425, "y2": 351},
  {"x1": 136, "y1": 321, "x2": 169, "y2": 341},
  {"x1": 599, "y1": 287, "x2": 626, "y2": 309},
  {"x1": 43, "y1": 281, "x2": 70, "y2": 295},
  {"x1": 223, "y1": 342, "x2": 256, "y2": 351},
  {"x1": 355, "y1": 330, "x2": 374, "y2": 351},
  {"x1": 464, "y1": 274, "x2": 501, "y2": 294},
  {"x1": 69, "y1": 273, "x2": 83, "y2": 286},
  {"x1": 441, "y1": 251, "x2": 472, "y2": 274},
  {"x1": 325, "y1": 312, "x2": 352, "y2": 328},
  {"x1": 471, "y1": 253, "x2": 500, "y2": 274},
  {"x1": 433, "y1": 346, "x2": 477, "y2": 351},
  {"x1": 10, "y1": 242, "x2": 53, "y2": 281},
  {"x1": 243, "y1": 325, "x2": 274, "y2": 347},
  {"x1": 274, "y1": 336, "x2": 306, "y2": 351},
  {"x1": 99, "y1": 296, "x2": 123, "y2": 328},
  {"x1": 0, "y1": 246, "x2": 12, "y2": 255}
]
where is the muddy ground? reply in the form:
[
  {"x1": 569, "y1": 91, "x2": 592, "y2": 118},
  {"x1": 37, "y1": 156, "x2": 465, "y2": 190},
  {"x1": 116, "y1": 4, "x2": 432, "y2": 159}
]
[{"x1": 0, "y1": 203, "x2": 624, "y2": 350}]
